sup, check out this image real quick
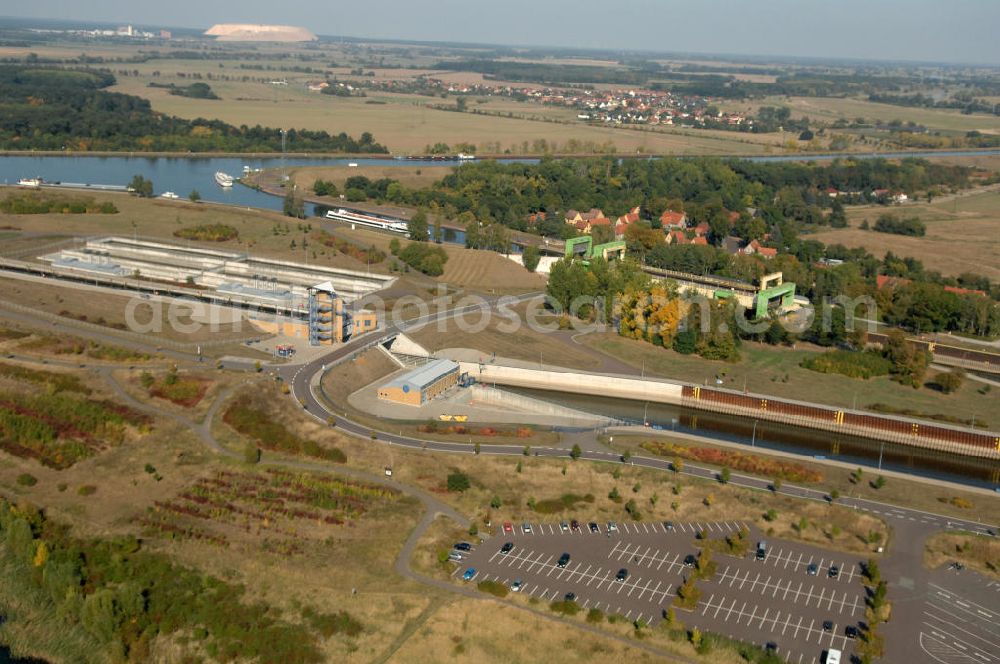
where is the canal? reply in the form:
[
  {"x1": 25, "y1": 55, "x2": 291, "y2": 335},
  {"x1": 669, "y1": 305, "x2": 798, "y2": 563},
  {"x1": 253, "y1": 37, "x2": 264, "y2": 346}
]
[{"x1": 504, "y1": 386, "x2": 1000, "y2": 488}]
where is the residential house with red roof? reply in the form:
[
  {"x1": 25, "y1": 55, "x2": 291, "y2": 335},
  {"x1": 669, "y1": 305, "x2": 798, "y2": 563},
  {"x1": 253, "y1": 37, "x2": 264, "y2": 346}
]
[{"x1": 659, "y1": 209, "x2": 687, "y2": 229}]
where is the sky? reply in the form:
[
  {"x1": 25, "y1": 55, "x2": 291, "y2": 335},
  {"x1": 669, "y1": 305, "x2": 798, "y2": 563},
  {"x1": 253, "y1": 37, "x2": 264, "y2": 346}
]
[{"x1": 5, "y1": 0, "x2": 1000, "y2": 65}]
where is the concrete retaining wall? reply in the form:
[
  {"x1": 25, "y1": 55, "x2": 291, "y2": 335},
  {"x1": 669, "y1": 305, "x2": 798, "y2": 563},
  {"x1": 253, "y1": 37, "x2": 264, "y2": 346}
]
[
  {"x1": 390, "y1": 334, "x2": 431, "y2": 357},
  {"x1": 460, "y1": 362, "x2": 685, "y2": 404},
  {"x1": 468, "y1": 384, "x2": 612, "y2": 425}
]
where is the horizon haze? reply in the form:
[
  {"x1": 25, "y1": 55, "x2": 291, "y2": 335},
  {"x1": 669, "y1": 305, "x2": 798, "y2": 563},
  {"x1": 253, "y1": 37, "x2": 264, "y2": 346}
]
[{"x1": 2, "y1": 0, "x2": 999, "y2": 65}]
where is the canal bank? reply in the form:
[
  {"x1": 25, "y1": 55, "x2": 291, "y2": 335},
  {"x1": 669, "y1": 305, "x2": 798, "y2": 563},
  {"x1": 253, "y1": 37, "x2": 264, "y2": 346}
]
[{"x1": 414, "y1": 348, "x2": 999, "y2": 487}]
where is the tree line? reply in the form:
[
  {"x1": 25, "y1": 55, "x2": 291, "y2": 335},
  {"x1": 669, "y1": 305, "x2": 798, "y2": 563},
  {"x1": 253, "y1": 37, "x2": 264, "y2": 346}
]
[{"x1": 0, "y1": 65, "x2": 389, "y2": 153}]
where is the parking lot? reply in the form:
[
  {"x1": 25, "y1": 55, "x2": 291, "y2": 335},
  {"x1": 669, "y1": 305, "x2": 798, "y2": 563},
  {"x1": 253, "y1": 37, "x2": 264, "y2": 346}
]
[
  {"x1": 453, "y1": 519, "x2": 863, "y2": 664},
  {"x1": 918, "y1": 568, "x2": 999, "y2": 664}
]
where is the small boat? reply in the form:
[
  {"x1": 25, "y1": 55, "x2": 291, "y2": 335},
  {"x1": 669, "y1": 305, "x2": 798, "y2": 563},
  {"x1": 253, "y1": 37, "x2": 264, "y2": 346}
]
[
  {"x1": 17, "y1": 177, "x2": 42, "y2": 188},
  {"x1": 214, "y1": 172, "x2": 234, "y2": 188},
  {"x1": 159, "y1": 191, "x2": 179, "y2": 199},
  {"x1": 457, "y1": 153, "x2": 476, "y2": 160},
  {"x1": 347, "y1": 162, "x2": 359, "y2": 168}
]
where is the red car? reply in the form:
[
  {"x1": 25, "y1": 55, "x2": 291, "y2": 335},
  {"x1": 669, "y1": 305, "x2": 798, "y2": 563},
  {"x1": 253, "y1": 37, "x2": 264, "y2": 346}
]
[{"x1": 503, "y1": 522, "x2": 513, "y2": 534}]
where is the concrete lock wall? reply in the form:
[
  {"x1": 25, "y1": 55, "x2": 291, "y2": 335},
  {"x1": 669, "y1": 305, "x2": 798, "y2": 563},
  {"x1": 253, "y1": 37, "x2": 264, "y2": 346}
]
[{"x1": 460, "y1": 363, "x2": 685, "y2": 405}]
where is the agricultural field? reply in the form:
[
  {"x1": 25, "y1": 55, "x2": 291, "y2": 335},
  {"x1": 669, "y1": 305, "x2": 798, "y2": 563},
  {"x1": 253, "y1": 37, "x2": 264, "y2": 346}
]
[
  {"x1": 107, "y1": 72, "x2": 784, "y2": 156},
  {"x1": 807, "y1": 187, "x2": 1000, "y2": 281},
  {"x1": 0, "y1": 39, "x2": 788, "y2": 157},
  {"x1": 720, "y1": 95, "x2": 1000, "y2": 136}
]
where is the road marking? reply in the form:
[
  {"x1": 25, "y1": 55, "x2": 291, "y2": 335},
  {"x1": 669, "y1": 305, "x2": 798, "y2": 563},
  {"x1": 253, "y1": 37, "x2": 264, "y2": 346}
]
[
  {"x1": 924, "y1": 610, "x2": 1000, "y2": 652},
  {"x1": 758, "y1": 607, "x2": 769, "y2": 629}
]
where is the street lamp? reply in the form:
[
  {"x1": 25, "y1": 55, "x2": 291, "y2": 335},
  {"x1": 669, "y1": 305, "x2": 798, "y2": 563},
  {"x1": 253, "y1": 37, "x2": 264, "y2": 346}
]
[{"x1": 751, "y1": 420, "x2": 757, "y2": 447}]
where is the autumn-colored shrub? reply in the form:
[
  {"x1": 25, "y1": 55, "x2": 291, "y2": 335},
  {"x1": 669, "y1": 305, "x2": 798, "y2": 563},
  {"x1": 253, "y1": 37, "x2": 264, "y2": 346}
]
[{"x1": 641, "y1": 441, "x2": 822, "y2": 483}]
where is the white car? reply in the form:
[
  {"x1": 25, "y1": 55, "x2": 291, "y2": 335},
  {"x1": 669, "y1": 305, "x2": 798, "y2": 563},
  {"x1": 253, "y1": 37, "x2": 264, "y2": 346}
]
[
  {"x1": 607, "y1": 521, "x2": 619, "y2": 533},
  {"x1": 510, "y1": 580, "x2": 523, "y2": 592},
  {"x1": 521, "y1": 522, "x2": 532, "y2": 534}
]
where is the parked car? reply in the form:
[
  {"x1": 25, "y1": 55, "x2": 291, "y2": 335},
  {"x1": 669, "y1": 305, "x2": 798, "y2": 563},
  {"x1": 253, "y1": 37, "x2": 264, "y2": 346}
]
[
  {"x1": 756, "y1": 541, "x2": 767, "y2": 561},
  {"x1": 564, "y1": 592, "x2": 576, "y2": 602},
  {"x1": 448, "y1": 552, "x2": 464, "y2": 562},
  {"x1": 822, "y1": 620, "x2": 833, "y2": 632},
  {"x1": 560, "y1": 521, "x2": 569, "y2": 533},
  {"x1": 570, "y1": 519, "x2": 580, "y2": 531},
  {"x1": 588, "y1": 522, "x2": 600, "y2": 534},
  {"x1": 616, "y1": 568, "x2": 629, "y2": 582},
  {"x1": 503, "y1": 522, "x2": 513, "y2": 534},
  {"x1": 845, "y1": 626, "x2": 859, "y2": 639},
  {"x1": 683, "y1": 554, "x2": 697, "y2": 567},
  {"x1": 828, "y1": 565, "x2": 840, "y2": 579},
  {"x1": 462, "y1": 568, "x2": 476, "y2": 581},
  {"x1": 807, "y1": 563, "x2": 819, "y2": 576},
  {"x1": 522, "y1": 522, "x2": 532, "y2": 534},
  {"x1": 500, "y1": 542, "x2": 513, "y2": 554},
  {"x1": 824, "y1": 648, "x2": 842, "y2": 664},
  {"x1": 510, "y1": 580, "x2": 523, "y2": 592},
  {"x1": 454, "y1": 542, "x2": 472, "y2": 552},
  {"x1": 664, "y1": 521, "x2": 676, "y2": 532},
  {"x1": 557, "y1": 553, "x2": 571, "y2": 568},
  {"x1": 607, "y1": 521, "x2": 619, "y2": 533}
]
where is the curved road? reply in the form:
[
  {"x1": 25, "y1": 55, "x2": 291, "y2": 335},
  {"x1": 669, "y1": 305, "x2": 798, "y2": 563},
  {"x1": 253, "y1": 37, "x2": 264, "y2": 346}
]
[{"x1": 271, "y1": 325, "x2": 999, "y2": 538}]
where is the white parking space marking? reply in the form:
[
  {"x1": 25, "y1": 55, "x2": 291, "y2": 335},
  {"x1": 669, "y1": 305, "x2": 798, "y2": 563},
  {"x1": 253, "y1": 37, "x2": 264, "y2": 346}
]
[{"x1": 924, "y1": 609, "x2": 1000, "y2": 653}]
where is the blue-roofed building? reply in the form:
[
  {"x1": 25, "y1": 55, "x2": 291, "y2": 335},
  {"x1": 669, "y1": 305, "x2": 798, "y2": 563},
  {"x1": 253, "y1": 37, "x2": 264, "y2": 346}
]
[{"x1": 377, "y1": 359, "x2": 460, "y2": 406}]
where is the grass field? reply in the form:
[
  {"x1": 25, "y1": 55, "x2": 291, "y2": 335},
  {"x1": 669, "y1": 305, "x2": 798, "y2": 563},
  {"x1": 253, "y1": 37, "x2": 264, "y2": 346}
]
[
  {"x1": 0, "y1": 365, "x2": 437, "y2": 663},
  {"x1": 317, "y1": 222, "x2": 548, "y2": 293},
  {"x1": 807, "y1": 187, "x2": 1000, "y2": 280},
  {"x1": 606, "y1": 433, "x2": 998, "y2": 524},
  {"x1": 408, "y1": 302, "x2": 605, "y2": 371},
  {"x1": 924, "y1": 531, "x2": 1000, "y2": 579}
]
